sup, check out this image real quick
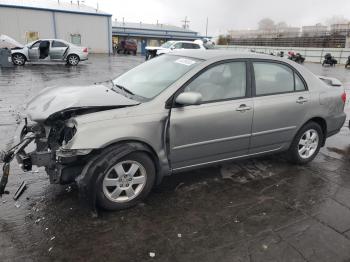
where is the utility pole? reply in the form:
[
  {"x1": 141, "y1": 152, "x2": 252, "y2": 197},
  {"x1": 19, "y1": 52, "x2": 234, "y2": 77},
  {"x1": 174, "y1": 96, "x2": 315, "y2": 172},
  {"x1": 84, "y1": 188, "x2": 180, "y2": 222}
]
[
  {"x1": 182, "y1": 16, "x2": 190, "y2": 30},
  {"x1": 205, "y1": 17, "x2": 209, "y2": 37}
]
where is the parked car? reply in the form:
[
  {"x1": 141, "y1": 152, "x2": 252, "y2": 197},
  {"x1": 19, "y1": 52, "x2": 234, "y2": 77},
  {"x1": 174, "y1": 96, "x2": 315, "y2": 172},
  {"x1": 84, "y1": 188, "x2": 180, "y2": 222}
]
[
  {"x1": 11, "y1": 39, "x2": 88, "y2": 66},
  {"x1": 145, "y1": 40, "x2": 205, "y2": 60},
  {"x1": 0, "y1": 51, "x2": 346, "y2": 211},
  {"x1": 117, "y1": 40, "x2": 137, "y2": 55}
]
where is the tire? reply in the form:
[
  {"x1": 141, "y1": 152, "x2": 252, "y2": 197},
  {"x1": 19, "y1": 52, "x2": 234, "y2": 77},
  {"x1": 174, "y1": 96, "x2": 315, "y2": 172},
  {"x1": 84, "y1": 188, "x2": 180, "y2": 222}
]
[
  {"x1": 67, "y1": 54, "x2": 80, "y2": 66},
  {"x1": 95, "y1": 151, "x2": 156, "y2": 210},
  {"x1": 12, "y1": 53, "x2": 26, "y2": 66},
  {"x1": 288, "y1": 122, "x2": 323, "y2": 165}
]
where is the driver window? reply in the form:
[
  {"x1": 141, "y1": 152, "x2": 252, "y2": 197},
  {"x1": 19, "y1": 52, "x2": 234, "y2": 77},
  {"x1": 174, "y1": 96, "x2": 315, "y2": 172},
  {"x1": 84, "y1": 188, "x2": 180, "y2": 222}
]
[
  {"x1": 31, "y1": 41, "x2": 41, "y2": 48},
  {"x1": 183, "y1": 62, "x2": 247, "y2": 102},
  {"x1": 173, "y1": 43, "x2": 183, "y2": 49}
]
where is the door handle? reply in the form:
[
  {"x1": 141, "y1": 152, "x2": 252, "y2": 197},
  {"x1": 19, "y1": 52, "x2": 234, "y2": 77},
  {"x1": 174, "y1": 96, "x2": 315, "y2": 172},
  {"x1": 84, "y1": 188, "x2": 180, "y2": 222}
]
[
  {"x1": 236, "y1": 104, "x2": 252, "y2": 112},
  {"x1": 296, "y1": 97, "x2": 308, "y2": 104}
]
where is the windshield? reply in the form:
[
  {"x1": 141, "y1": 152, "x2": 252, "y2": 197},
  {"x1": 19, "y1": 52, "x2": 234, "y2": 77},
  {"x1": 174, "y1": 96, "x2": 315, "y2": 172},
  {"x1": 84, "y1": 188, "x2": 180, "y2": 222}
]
[
  {"x1": 113, "y1": 55, "x2": 202, "y2": 99},
  {"x1": 161, "y1": 41, "x2": 175, "y2": 48}
]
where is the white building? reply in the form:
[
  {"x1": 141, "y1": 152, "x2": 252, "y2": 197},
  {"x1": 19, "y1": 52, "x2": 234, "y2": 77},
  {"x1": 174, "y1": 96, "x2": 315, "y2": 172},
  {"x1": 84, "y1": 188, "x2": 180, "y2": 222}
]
[
  {"x1": 302, "y1": 24, "x2": 328, "y2": 37},
  {"x1": 0, "y1": 0, "x2": 112, "y2": 53}
]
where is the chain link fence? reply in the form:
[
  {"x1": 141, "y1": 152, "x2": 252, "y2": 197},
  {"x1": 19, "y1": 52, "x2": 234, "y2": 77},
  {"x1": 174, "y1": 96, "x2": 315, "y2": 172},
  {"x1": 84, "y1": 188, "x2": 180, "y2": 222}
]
[{"x1": 217, "y1": 45, "x2": 350, "y2": 64}]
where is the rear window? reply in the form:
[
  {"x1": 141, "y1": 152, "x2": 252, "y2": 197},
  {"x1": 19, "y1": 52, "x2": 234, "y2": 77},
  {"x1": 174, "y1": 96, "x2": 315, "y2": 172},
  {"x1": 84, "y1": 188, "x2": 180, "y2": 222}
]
[{"x1": 52, "y1": 41, "x2": 67, "y2": 48}]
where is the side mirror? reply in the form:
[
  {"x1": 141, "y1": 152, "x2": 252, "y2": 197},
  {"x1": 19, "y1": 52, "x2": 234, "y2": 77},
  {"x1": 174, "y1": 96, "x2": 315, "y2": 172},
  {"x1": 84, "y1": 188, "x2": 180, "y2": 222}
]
[
  {"x1": 175, "y1": 92, "x2": 202, "y2": 106},
  {"x1": 170, "y1": 46, "x2": 175, "y2": 50}
]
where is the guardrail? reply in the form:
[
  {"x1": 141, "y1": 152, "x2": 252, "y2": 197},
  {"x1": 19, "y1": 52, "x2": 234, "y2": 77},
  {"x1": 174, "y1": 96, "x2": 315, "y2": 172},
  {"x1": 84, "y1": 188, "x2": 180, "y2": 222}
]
[{"x1": 216, "y1": 45, "x2": 350, "y2": 64}]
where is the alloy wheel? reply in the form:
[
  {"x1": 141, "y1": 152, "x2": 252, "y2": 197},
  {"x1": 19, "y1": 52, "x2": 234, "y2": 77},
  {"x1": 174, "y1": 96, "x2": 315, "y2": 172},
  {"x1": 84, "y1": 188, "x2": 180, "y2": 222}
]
[
  {"x1": 298, "y1": 129, "x2": 319, "y2": 159},
  {"x1": 68, "y1": 55, "x2": 79, "y2": 65},
  {"x1": 102, "y1": 160, "x2": 147, "y2": 203},
  {"x1": 13, "y1": 54, "x2": 25, "y2": 65}
]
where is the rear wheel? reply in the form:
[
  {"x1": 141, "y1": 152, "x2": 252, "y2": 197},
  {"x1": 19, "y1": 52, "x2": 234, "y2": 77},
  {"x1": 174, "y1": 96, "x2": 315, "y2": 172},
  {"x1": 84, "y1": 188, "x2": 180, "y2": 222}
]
[
  {"x1": 288, "y1": 122, "x2": 323, "y2": 164},
  {"x1": 96, "y1": 151, "x2": 156, "y2": 210},
  {"x1": 67, "y1": 54, "x2": 80, "y2": 66},
  {"x1": 12, "y1": 53, "x2": 26, "y2": 66}
]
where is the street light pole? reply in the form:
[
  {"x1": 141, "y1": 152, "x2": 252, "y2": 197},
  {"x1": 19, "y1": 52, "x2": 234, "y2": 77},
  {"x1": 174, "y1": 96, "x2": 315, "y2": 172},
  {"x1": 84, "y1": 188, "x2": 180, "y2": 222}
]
[{"x1": 206, "y1": 17, "x2": 208, "y2": 38}]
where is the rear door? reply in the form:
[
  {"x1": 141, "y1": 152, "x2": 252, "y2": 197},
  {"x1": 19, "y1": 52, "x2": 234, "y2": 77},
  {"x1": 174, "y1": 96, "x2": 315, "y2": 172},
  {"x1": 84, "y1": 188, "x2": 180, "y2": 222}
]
[
  {"x1": 250, "y1": 60, "x2": 310, "y2": 154},
  {"x1": 169, "y1": 60, "x2": 253, "y2": 170},
  {"x1": 50, "y1": 40, "x2": 68, "y2": 60}
]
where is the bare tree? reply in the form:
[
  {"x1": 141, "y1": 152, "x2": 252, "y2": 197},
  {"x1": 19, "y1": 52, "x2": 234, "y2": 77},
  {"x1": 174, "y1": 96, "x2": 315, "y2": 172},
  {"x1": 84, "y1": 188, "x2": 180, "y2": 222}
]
[
  {"x1": 258, "y1": 18, "x2": 275, "y2": 30},
  {"x1": 276, "y1": 22, "x2": 287, "y2": 29}
]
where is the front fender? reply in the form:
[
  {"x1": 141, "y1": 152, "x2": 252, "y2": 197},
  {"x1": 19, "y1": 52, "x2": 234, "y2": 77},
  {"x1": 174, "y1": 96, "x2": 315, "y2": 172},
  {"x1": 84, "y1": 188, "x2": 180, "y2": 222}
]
[{"x1": 11, "y1": 49, "x2": 28, "y2": 60}]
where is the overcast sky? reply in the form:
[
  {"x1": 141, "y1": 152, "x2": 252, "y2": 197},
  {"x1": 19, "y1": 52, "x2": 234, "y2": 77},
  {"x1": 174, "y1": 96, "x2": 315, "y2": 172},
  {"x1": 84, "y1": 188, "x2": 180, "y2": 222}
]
[{"x1": 83, "y1": 0, "x2": 350, "y2": 36}]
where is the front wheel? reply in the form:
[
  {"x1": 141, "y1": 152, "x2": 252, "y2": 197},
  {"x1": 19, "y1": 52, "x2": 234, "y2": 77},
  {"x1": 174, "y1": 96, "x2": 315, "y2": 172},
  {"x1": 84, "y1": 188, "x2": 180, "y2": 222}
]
[
  {"x1": 67, "y1": 54, "x2": 80, "y2": 66},
  {"x1": 288, "y1": 122, "x2": 323, "y2": 164},
  {"x1": 12, "y1": 53, "x2": 26, "y2": 66},
  {"x1": 96, "y1": 151, "x2": 156, "y2": 210}
]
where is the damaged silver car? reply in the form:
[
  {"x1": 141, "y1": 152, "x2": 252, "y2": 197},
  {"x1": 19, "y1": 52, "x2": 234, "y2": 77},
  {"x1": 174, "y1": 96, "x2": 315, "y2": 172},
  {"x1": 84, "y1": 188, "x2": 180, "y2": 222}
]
[{"x1": 0, "y1": 50, "x2": 346, "y2": 210}]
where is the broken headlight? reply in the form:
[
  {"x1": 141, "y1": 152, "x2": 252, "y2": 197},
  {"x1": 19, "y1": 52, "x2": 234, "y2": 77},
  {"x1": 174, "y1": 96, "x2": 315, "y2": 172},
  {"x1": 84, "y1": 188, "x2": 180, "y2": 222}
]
[{"x1": 61, "y1": 119, "x2": 77, "y2": 146}]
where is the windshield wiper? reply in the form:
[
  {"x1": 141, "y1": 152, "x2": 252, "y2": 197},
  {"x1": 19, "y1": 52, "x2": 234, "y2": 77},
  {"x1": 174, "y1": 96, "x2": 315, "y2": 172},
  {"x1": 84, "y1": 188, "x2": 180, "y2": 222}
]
[{"x1": 111, "y1": 82, "x2": 135, "y2": 96}]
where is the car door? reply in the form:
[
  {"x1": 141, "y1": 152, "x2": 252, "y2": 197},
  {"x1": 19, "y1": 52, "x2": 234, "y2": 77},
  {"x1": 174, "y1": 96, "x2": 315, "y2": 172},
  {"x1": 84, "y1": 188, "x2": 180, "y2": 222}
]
[
  {"x1": 50, "y1": 40, "x2": 69, "y2": 60},
  {"x1": 250, "y1": 60, "x2": 310, "y2": 154},
  {"x1": 169, "y1": 61, "x2": 253, "y2": 170},
  {"x1": 173, "y1": 42, "x2": 183, "y2": 50},
  {"x1": 28, "y1": 41, "x2": 40, "y2": 60}
]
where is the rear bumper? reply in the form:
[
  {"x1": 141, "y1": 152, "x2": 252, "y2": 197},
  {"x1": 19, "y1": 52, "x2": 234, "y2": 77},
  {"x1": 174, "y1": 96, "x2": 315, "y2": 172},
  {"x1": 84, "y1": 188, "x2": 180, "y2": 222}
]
[{"x1": 326, "y1": 112, "x2": 346, "y2": 137}]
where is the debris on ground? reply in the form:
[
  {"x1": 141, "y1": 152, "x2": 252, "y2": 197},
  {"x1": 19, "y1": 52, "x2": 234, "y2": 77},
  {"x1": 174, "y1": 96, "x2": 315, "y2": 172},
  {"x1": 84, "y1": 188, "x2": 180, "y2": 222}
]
[
  {"x1": 65, "y1": 186, "x2": 72, "y2": 193},
  {"x1": 14, "y1": 202, "x2": 21, "y2": 208},
  {"x1": 177, "y1": 233, "x2": 182, "y2": 238},
  {"x1": 48, "y1": 247, "x2": 53, "y2": 252},
  {"x1": 233, "y1": 217, "x2": 240, "y2": 223},
  {"x1": 174, "y1": 182, "x2": 185, "y2": 192},
  {"x1": 13, "y1": 181, "x2": 27, "y2": 200},
  {"x1": 149, "y1": 252, "x2": 156, "y2": 258},
  {"x1": 50, "y1": 236, "x2": 55, "y2": 241}
]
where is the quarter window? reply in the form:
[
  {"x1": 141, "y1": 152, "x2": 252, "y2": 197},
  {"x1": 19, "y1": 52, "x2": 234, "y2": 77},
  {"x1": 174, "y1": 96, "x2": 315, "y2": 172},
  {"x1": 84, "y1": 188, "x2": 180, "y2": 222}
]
[
  {"x1": 183, "y1": 62, "x2": 247, "y2": 102},
  {"x1": 295, "y1": 73, "x2": 306, "y2": 91}
]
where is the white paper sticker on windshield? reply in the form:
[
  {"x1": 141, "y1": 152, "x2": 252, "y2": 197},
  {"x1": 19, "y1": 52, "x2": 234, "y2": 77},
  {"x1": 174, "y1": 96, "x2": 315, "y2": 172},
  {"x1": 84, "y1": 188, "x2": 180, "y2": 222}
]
[{"x1": 175, "y1": 58, "x2": 196, "y2": 66}]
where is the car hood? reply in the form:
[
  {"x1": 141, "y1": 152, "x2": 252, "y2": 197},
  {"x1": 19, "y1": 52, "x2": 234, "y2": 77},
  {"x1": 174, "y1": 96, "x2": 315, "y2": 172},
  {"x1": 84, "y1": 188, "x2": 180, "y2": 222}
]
[
  {"x1": 145, "y1": 46, "x2": 166, "y2": 51},
  {"x1": 26, "y1": 84, "x2": 139, "y2": 122}
]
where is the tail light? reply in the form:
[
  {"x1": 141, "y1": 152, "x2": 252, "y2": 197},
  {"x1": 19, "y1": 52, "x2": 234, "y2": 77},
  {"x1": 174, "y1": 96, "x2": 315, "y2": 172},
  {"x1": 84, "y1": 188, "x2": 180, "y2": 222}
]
[
  {"x1": 341, "y1": 91, "x2": 347, "y2": 103},
  {"x1": 83, "y1": 48, "x2": 88, "y2": 53}
]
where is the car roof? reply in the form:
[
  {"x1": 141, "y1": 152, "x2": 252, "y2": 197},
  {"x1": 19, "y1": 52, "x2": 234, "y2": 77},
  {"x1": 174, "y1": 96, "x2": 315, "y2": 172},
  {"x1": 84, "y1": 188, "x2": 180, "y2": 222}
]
[
  {"x1": 169, "y1": 49, "x2": 290, "y2": 62},
  {"x1": 175, "y1": 41, "x2": 199, "y2": 44}
]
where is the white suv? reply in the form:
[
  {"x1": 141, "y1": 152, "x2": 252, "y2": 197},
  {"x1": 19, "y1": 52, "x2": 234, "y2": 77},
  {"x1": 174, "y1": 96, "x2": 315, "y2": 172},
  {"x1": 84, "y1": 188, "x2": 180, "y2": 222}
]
[{"x1": 145, "y1": 40, "x2": 205, "y2": 60}]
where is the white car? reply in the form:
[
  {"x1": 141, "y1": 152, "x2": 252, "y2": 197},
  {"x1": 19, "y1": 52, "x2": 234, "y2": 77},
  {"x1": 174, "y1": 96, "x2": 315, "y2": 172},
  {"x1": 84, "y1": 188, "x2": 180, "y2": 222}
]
[
  {"x1": 145, "y1": 40, "x2": 205, "y2": 60},
  {"x1": 11, "y1": 39, "x2": 88, "y2": 66}
]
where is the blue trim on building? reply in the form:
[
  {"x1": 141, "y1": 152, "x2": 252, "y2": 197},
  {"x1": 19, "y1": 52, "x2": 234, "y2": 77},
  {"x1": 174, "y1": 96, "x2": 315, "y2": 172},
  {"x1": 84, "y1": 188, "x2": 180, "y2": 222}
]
[
  {"x1": 113, "y1": 26, "x2": 198, "y2": 35},
  {"x1": 0, "y1": 3, "x2": 112, "y2": 17},
  {"x1": 113, "y1": 31, "x2": 202, "y2": 40}
]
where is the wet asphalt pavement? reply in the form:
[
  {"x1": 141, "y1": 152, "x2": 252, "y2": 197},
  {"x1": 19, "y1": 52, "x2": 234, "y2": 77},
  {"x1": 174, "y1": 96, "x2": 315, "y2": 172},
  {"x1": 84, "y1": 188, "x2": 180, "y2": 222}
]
[{"x1": 1, "y1": 55, "x2": 350, "y2": 262}]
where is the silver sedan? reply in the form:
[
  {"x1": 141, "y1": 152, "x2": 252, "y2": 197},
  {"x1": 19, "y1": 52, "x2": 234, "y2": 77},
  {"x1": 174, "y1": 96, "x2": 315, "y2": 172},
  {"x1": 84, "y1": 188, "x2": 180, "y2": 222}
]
[
  {"x1": 11, "y1": 39, "x2": 88, "y2": 66},
  {"x1": 0, "y1": 50, "x2": 346, "y2": 210}
]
